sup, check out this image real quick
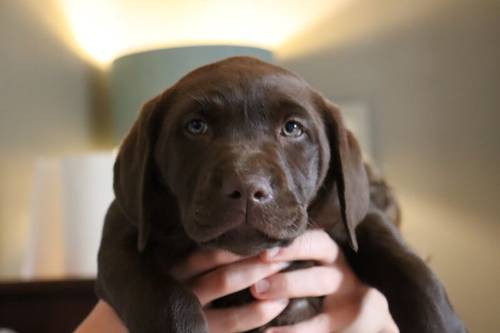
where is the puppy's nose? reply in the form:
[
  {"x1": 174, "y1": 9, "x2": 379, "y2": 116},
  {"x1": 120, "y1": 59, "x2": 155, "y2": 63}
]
[
  {"x1": 223, "y1": 176, "x2": 273, "y2": 204},
  {"x1": 248, "y1": 178, "x2": 273, "y2": 204}
]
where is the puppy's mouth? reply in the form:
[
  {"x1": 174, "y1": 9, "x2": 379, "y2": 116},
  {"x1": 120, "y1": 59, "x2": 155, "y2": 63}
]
[
  {"x1": 200, "y1": 224, "x2": 293, "y2": 256},
  {"x1": 190, "y1": 210, "x2": 306, "y2": 256},
  {"x1": 183, "y1": 193, "x2": 308, "y2": 256}
]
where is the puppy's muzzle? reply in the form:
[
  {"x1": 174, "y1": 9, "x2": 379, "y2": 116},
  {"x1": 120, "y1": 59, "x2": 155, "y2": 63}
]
[{"x1": 222, "y1": 174, "x2": 274, "y2": 208}]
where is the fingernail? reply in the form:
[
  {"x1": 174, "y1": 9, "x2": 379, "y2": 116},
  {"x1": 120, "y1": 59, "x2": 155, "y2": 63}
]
[
  {"x1": 265, "y1": 247, "x2": 281, "y2": 259},
  {"x1": 255, "y1": 279, "x2": 270, "y2": 294},
  {"x1": 272, "y1": 261, "x2": 290, "y2": 271},
  {"x1": 266, "y1": 328, "x2": 281, "y2": 333},
  {"x1": 276, "y1": 298, "x2": 289, "y2": 306}
]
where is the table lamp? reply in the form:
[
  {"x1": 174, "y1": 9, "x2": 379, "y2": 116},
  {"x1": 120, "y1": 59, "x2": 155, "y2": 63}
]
[{"x1": 110, "y1": 45, "x2": 274, "y2": 143}]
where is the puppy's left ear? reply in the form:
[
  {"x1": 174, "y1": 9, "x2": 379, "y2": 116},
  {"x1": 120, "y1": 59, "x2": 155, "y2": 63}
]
[
  {"x1": 113, "y1": 91, "x2": 171, "y2": 252},
  {"x1": 313, "y1": 98, "x2": 370, "y2": 251}
]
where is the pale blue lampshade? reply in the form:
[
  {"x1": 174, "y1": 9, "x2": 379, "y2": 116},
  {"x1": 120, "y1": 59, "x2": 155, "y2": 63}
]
[{"x1": 110, "y1": 45, "x2": 274, "y2": 143}]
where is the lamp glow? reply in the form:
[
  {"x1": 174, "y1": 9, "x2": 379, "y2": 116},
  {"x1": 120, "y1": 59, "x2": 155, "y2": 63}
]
[{"x1": 58, "y1": 0, "x2": 350, "y2": 66}]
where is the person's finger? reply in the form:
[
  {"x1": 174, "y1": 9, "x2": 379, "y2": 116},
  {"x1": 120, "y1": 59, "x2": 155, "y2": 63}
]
[
  {"x1": 260, "y1": 229, "x2": 339, "y2": 265},
  {"x1": 206, "y1": 299, "x2": 289, "y2": 333},
  {"x1": 252, "y1": 252, "x2": 361, "y2": 300},
  {"x1": 170, "y1": 249, "x2": 244, "y2": 281},
  {"x1": 191, "y1": 257, "x2": 289, "y2": 305},
  {"x1": 335, "y1": 288, "x2": 399, "y2": 333},
  {"x1": 251, "y1": 265, "x2": 343, "y2": 299},
  {"x1": 379, "y1": 321, "x2": 400, "y2": 333}
]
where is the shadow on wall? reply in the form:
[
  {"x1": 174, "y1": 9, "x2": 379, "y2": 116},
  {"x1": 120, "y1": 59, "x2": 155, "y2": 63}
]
[
  {"x1": 0, "y1": 0, "x2": 112, "y2": 277},
  {"x1": 278, "y1": 0, "x2": 500, "y2": 332}
]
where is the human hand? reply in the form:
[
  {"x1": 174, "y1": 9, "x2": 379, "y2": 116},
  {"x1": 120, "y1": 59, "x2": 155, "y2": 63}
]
[
  {"x1": 172, "y1": 228, "x2": 398, "y2": 333},
  {"x1": 74, "y1": 299, "x2": 127, "y2": 333},
  {"x1": 76, "y1": 229, "x2": 398, "y2": 333},
  {"x1": 77, "y1": 250, "x2": 289, "y2": 333},
  {"x1": 170, "y1": 248, "x2": 291, "y2": 332},
  {"x1": 253, "y1": 229, "x2": 399, "y2": 333}
]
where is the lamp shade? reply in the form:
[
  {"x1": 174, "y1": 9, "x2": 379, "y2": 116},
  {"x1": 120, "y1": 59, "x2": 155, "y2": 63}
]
[
  {"x1": 23, "y1": 152, "x2": 115, "y2": 279},
  {"x1": 110, "y1": 45, "x2": 274, "y2": 142}
]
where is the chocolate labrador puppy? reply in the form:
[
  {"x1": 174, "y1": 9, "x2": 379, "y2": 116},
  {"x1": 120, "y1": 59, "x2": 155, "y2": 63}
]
[{"x1": 96, "y1": 57, "x2": 467, "y2": 333}]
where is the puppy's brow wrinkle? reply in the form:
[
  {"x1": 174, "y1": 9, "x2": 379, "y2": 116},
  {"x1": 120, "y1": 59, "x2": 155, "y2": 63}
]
[
  {"x1": 187, "y1": 93, "x2": 222, "y2": 110},
  {"x1": 274, "y1": 98, "x2": 308, "y2": 113}
]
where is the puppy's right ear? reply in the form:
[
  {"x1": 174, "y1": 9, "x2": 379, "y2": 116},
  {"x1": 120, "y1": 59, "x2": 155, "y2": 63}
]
[
  {"x1": 310, "y1": 97, "x2": 370, "y2": 251},
  {"x1": 113, "y1": 92, "x2": 169, "y2": 252}
]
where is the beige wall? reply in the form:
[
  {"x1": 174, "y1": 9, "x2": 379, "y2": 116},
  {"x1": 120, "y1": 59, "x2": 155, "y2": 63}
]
[
  {"x1": 0, "y1": 0, "x2": 107, "y2": 277},
  {"x1": 278, "y1": 0, "x2": 500, "y2": 332}
]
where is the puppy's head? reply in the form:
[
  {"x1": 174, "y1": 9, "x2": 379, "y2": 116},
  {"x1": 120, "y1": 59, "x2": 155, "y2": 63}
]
[{"x1": 114, "y1": 57, "x2": 369, "y2": 255}]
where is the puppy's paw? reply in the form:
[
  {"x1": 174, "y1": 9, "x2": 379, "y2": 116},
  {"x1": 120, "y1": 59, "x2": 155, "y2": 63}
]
[{"x1": 163, "y1": 294, "x2": 208, "y2": 333}]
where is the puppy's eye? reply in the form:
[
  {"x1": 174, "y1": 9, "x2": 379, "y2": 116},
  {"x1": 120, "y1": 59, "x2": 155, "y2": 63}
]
[
  {"x1": 185, "y1": 119, "x2": 208, "y2": 135},
  {"x1": 281, "y1": 120, "x2": 304, "y2": 138}
]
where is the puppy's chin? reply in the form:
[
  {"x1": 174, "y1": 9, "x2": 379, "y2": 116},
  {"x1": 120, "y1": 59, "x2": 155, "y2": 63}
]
[{"x1": 201, "y1": 225, "x2": 292, "y2": 256}]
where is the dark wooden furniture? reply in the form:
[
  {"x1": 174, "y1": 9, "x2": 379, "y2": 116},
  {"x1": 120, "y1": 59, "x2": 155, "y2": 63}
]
[{"x1": 0, "y1": 279, "x2": 97, "y2": 333}]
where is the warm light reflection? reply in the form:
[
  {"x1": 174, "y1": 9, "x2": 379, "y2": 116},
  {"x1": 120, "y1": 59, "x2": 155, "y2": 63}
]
[
  {"x1": 58, "y1": 0, "x2": 122, "y2": 64},
  {"x1": 58, "y1": 0, "x2": 349, "y2": 66}
]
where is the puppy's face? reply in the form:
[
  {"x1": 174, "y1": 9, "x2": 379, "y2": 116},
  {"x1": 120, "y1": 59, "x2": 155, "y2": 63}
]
[{"x1": 154, "y1": 60, "x2": 330, "y2": 255}]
